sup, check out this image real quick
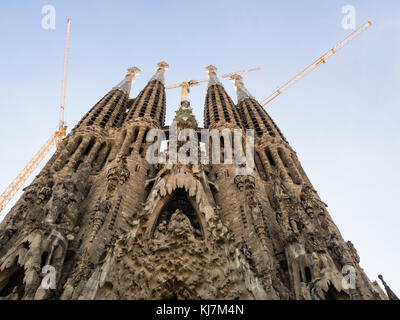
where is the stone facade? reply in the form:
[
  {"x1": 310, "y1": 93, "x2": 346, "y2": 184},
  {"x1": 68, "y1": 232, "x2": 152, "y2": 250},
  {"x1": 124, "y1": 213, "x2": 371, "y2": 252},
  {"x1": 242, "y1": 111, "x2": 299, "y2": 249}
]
[{"x1": 0, "y1": 63, "x2": 392, "y2": 300}]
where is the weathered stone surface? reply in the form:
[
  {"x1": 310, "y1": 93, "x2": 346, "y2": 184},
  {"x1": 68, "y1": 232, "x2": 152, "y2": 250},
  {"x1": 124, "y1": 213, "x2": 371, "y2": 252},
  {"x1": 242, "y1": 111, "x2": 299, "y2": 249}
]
[{"x1": 0, "y1": 66, "x2": 392, "y2": 300}]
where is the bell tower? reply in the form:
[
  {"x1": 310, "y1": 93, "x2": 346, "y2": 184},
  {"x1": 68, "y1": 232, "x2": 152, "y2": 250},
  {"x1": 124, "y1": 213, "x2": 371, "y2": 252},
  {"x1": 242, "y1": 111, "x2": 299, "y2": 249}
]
[
  {"x1": 0, "y1": 63, "x2": 393, "y2": 301},
  {"x1": 229, "y1": 73, "x2": 388, "y2": 300}
]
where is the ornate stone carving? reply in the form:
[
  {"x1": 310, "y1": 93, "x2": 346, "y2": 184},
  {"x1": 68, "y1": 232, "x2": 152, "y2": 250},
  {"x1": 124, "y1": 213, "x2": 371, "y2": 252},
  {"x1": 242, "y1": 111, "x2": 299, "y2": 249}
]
[
  {"x1": 90, "y1": 199, "x2": 112, "y2": 243},
  {"x1": 106, "y1": 156, "x2": 130, "y2": 195},
  {"x1": 37, "y1": 186, "x2": 52, "y2": 204},
  {"x1": 44, "y1": 162, "x2": 90, "y2": 230},
  {"x1": 0, "y1": 65, "x2": 390, "y2": 301},
  {"x1": 304, "y1": 232, "x2": 326, "y2": 254},
  {"x1": 234, "y1": 175, "x2": 269, "y2": 247},
  {"x1": 346, "y1": 241, "x2": 360, "y2": 264},
  {"x1": 0, "y1": 225, "x2": 16, "y2": 251}
]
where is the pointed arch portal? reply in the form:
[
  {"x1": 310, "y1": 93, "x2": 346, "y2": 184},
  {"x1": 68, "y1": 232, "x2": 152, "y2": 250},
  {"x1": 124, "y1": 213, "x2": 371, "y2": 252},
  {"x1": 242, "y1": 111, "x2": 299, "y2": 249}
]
[{"x1": 149, "y1": 188, "x2": 205, "y2": 240}]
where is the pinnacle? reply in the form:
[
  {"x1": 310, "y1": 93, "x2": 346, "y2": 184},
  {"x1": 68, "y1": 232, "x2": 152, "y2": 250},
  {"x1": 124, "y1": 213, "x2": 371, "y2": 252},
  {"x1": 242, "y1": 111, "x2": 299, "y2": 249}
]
[{"x1": 173, "y1": 100, "x2": 198, "y2": 129}]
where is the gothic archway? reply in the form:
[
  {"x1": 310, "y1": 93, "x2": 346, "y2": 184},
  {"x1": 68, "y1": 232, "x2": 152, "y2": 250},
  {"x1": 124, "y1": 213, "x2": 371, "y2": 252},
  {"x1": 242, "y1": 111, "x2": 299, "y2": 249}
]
[{"x1": 149, "y1": 188, "x2": 205, "y2": 240}]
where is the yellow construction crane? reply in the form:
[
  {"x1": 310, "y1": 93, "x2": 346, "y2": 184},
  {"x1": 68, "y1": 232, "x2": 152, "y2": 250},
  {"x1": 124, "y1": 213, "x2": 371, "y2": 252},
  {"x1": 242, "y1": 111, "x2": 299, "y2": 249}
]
[
  {"x1": 166, "y1": 67, "x2": 261, "y2": 102},
  {"x1": 0, "y1": 21, "x2": 372, "y2": 215},
  {"x1": 0, "y1": 19, "x2": 71, "y2": 215},
  {"x1": 260, "y1": 21, "x2": 372, "y2": 106}
]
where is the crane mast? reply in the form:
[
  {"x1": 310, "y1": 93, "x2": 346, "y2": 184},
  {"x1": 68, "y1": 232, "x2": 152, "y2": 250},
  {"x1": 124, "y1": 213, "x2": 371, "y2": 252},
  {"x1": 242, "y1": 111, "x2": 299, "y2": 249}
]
[
  {"x1": 0, "y1": 19, "x2": 71, "y2": 215},
  {"x1": 0, "y1": 133, "x2": 58, "y2": 213},
  {"x1": 0, "y1": 21, "x2": 372, "y2": 216},
  {"x1": 59, "y1": 18, "x2": 71, "y2": 137},
  {"x1": 261, "y1": 21, "x2": 372, "y2": 106}
]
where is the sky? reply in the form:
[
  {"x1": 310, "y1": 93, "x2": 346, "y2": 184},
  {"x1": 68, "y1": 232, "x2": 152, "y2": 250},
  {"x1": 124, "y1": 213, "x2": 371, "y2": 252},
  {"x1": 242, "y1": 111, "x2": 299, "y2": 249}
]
[{"x1": 0, "y1": 0, "x2": 399, "y2": 295}]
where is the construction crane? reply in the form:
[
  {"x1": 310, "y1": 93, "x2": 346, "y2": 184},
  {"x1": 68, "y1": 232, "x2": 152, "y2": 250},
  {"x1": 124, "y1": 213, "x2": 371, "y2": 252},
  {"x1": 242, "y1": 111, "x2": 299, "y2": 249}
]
[
  {"x1": 166, "y1": 67, "x2": 261, "y2": 102},
  {"x1": 0, "y1": 22, "x2": 372, "y2": 215},
  {"x1": 0, "y1": 18, "x2": 71, "y2": 215},
  {"x1": 261, "y1": 21, "x2": 372, "y2": 106}
]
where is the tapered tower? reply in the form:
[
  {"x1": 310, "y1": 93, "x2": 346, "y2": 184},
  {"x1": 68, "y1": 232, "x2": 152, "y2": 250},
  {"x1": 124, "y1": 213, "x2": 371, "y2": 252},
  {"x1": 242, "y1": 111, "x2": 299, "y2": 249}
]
[
  {"x1": 203, "y1": 65, "x2": 242, "y2": 130},
  {"x1": 0, "y1": 63, "x2": 393, "y2": 300},
  {"x1": 0, "y1": 66, "x2": 144, "y2": 299},
  {"x1": 229, "y1": 74, "x2": 388, "y2": 300}
]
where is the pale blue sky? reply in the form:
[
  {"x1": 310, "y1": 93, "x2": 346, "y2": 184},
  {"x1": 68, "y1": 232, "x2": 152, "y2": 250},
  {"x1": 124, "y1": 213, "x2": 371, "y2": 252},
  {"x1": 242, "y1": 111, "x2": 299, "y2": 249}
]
[{"x1": 0, "y1": 1, "x2": 399, "y2": 294}]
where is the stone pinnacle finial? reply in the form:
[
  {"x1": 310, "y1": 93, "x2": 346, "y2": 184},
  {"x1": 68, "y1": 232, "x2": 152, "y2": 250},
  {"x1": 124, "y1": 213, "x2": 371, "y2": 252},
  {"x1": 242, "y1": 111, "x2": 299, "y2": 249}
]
[
  {"x1": 205, "y1": 65, "x2": 221, "y2": 87},
  {"x1": 230, "y1": 74, "x2": 243, "y2": 86},
  {"x1": 157, "y1": 61, "x2": 169, "y2": 72},
  {"x1": 127, "y1": 66, "x2": 141, "y2": 77},
  {"x1": 230, "y1": 73, "x2": 254, "y2": 102},
  {"x1": 205, "y1": 65, "x2": 217, "y2": 75},
  {"x1": 113, "y1": 66, "x2": 141, "y2": 95},
  {"x1": 378, "y1": 275, "x2": 399, "y2": 300},
  {"x1": 150, "y1": 61, "x2": 169, "y2": 84}
]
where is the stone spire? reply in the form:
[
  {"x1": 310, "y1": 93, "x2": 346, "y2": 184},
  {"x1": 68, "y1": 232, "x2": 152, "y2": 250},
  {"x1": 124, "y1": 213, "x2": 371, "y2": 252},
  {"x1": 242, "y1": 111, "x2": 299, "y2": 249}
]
[
  {"x1": 0, "y1": 60, "x2": 390, "y2": 301},
  {"x1": 150, "y1": 61, "x2": 169, "y2": 85},
  {"x1": 125, "y1": 62, "x2": 168, "y2": 126},
  {"x1": 113, "y1": 66, "x2": 141, "y2": 95},
  {"x1": 230, "y1": 74, "x2": 254, "y2": 102},
  {"x1": 203, "y1": 65, "x2": 242, "y2": 129},
  {"x1": 205, "y1": 65, "x2": 221, "y2": 87},
  {"x1": 378, "y1": 275, "x2": 399, "y2": 300},
  {"x1": 232, "y1": 73, "x2": 288, "y2": 143},
  {"x1": 71, "y1": 68, "x2": 140, "y2": 131}
]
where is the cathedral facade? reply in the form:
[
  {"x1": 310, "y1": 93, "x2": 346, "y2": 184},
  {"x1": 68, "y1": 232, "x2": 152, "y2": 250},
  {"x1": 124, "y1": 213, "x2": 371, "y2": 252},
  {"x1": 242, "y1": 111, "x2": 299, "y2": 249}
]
[{"x1": 0, "y1": 62, "x2": 391, "y2": 300}]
